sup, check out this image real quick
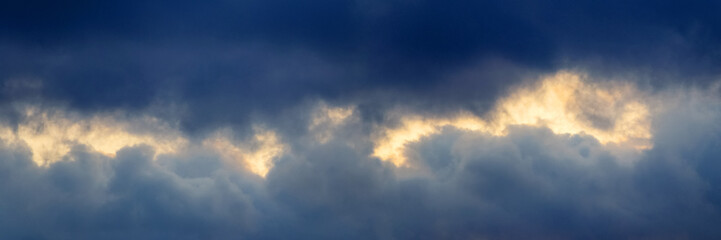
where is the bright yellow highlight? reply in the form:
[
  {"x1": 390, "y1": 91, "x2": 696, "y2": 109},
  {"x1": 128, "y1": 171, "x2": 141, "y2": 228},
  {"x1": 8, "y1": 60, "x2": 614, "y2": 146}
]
[
  {"x1": 0, "y1": 108, "x2": 187, "y2": 166},
  {"x1": 0, "y1": 107, "x2": 288, "y2": 177},
  {"x1": 373, "y1": 71, "x2": 652, "y2": 166},
  {"x1": 203, "y1": 127, "x2": 285, "y2": 177},
  {"x1": 309, "y1": 103, "x2": 354, "y2": 143}
]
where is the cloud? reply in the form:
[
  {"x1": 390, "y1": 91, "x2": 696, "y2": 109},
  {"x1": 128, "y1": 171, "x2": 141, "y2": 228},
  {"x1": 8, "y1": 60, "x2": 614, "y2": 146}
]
[
  {"x1": 203, "y1": 127, "x2": 285, "y2": 177},
  {"x1": 373, "y1": 71, "x2": 652, "y2": 166},
  {"x1": 0, "y1": 72, "x2": 720, "y2": 238},
  {"x1": 308, "y1": 103, "x2": 355, "y2": 144},
  {"x1": 0, "y1": 106, "x2": 284, "y2": 178},
  {"x1": 2, "y1": 1, "x2": 721, "y2": 238},
  {"x1": 0, "y1": 106, "x2": 187, "y2": 166},
  {"x1": 2, "y1": 0, "x2": 720, "y2": 133}
]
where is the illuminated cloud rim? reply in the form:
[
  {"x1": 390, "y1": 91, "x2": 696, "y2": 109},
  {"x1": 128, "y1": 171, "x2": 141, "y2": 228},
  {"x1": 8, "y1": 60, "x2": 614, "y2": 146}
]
[
  {"x1": 0, "y1": 71, "x2": 652, "y2": 175},
  {"x1": 0, "y1": 108, "x2": 287, "y2": 177},
  {"x1": 372, "y1": 71, "x2": 652, "y2": 166}
]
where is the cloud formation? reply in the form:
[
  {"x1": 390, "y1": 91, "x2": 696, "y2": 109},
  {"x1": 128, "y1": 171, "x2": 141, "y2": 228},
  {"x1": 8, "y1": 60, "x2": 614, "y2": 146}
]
[
  {"x1": 2, "y1": 0, "x2": 721, "y2": 239},
  {"x1": 373, "y1": 71, "x2": 652, "y2": 166},
  {"x1": 0, "y1": 72, "x2": 721, "y2": 239}
]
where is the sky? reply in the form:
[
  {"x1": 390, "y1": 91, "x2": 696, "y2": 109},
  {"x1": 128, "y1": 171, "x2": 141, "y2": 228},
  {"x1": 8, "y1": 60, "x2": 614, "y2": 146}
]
[{"x1": 1, "y1": 0, "x2": 721, "y2": 239}]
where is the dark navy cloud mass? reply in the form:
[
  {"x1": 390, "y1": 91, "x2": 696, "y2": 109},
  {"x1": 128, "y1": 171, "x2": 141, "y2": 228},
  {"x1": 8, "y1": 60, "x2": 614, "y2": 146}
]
[
  {"x1": 2, "y1": 0, "x2": 720, "y2": 120},
  {"x1": 1, "y1": 1, "x2": 721, "y2": 239}
]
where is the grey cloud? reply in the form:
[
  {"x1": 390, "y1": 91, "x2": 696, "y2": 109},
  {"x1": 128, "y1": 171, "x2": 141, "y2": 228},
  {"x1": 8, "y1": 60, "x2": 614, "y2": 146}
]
[
  {"x1": 2, "y1": 88, "x2": 721, "y2": 239},
  {"x1": 0, "y1": 144, "x2": 261, "y2": 239},
  {"x1": 3, "y1": 1, "x2": 721, "y2": 238}
]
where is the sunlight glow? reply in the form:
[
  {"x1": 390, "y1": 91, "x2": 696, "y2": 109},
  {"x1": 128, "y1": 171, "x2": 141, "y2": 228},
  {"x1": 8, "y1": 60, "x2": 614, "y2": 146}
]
[
  {"x1": 203, "y1": 127, "x2": 285, "y2": 177},
  {"x1": 0, "y1": 106, "x2": 287, "y2": 177},
  {"x1": 1, "y1": 107, "x2": 187, "y2": 166},
  {"x1": 372, "y1": 71, "x2": 652, "y2": 166}
]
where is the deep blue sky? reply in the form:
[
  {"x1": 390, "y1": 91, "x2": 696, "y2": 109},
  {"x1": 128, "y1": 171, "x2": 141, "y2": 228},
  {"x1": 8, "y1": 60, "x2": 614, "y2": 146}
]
[{"x1": 2, "y1": 1, "x2": 721, "y2": 239}]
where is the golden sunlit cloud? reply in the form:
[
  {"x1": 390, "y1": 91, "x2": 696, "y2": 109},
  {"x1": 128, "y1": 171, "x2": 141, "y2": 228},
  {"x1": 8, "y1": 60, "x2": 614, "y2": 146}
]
[
  {"x1": 0, "y1": 75, "x2": 653, "y2": 174},
  {"x1": 203, "y1": 127, "x2": 286, "y2": 177},
  {"x1": 0, "y1": 107, "x2": 188, "y2": 166},
  {"x1": 0, "y1": 106, "x2": 288, "y2": 177},
  {"x1": 372, "y1": 71, "x2": 652, "y2": 166}
]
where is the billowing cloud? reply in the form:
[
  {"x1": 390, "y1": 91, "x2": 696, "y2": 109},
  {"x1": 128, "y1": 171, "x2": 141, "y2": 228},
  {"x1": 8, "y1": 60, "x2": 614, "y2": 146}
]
[
  {"x1": 0, "y1": 106, "x2": 187, "y2": 166},
  {"x1": 203, "y1": 127, "x2": 285, "y2": 177},
  {"x1": 0, "y1": 106, "x2": 286, "y2": 178},
  {"x1": 373, "y1": 71, "x2": 652, "y2": 166},
  {"x1": 0, "y1": 70, "x2": 720, "y2": 239},
  {"x1": 2, "y1": 1, "x2": 721, "y2": 239}
]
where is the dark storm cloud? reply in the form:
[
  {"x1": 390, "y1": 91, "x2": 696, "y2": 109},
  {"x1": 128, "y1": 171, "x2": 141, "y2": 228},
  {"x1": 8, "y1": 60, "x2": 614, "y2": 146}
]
[{"x1": 3, "y1": 0, "x2": 720, "y2": 131}]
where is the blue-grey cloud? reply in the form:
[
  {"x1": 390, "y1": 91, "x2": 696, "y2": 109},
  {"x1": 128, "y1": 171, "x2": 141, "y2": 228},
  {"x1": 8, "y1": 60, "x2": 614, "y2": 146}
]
[
  {"x1": 1, "y1": 87, "x2": 720, "y2": 239},
  {"x1": 2, "y1": 1, "x2": 721, "y2": 239}
]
